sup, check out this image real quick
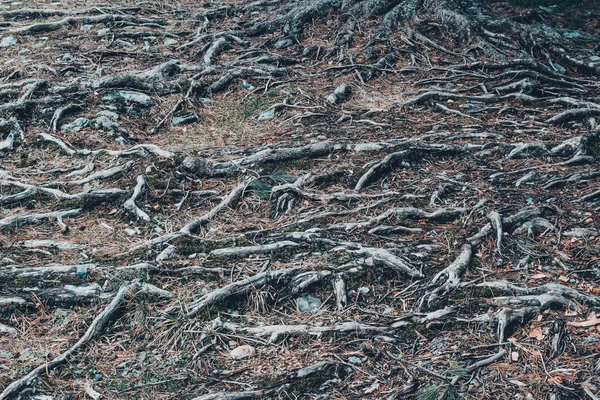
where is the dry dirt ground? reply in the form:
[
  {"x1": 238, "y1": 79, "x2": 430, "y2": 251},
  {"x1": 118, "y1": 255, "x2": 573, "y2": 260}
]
[{"x1": 1, "y1": 0, "x2": 600, "y2": 399}]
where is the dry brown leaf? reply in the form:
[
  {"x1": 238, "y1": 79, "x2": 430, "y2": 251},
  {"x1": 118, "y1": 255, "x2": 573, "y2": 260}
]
[
  {"x1": 567, "y1": 312, "x2": 600, "y2": 328},
  {"x1": 565, "y1": 308, "x2": 578, "y2": 316},
  {"x1": 550, "y1": 376, "x2": 563, "y2": 385},
  {"x1": 528, "y1": 326, "x2": 544, "y2": 340}
]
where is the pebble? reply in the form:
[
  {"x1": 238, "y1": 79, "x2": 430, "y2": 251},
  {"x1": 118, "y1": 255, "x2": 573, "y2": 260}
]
[
  {"x1": 0, "y1": 350, "x2": 13, "y2": 358},
  {"x1": 297, "y1": 294, "x2": 322, "y2": 313},
  {"x1": 257, "y1": 107, "x2": 276, "y2": 121},
  {"x1": 61, "y1": 117, "x2": 90, "y2": 133},
  {"x1": 156, "y1": 245, "x2": 178, "y2": 262},
  {"x1": 172, "y1": 112, "x2": 200, "y2": 126},
  {"x1": 273, "y1": 38, "x2": 294, "y2": 49},
  {"x1": 326, "y1": 84, "x2": 351, "y2": 105},
  {"x1": 103, "y1": 90, "x2": 155, "y2": 107},
  {"x1": 563, "y1": 32, "x2": 582, "y2": 39},
  {"x1": 348, "y1": 356, "x2": 362, "y2": 364},
  {"x1": 0, "y1": 36, "x2": 17, "y2": 48},
  {"x1": 96, "y1": 110, "x2": 119, "y2": 120},
  {"x1": 229, "y1": 345, "x2": 256, "y2": 360},
  {"x1": 92, "y1": 115, "x2": 126, "y2": 133},
  {"x1": 553, "y1": 63, "x2": 566, "y2": 73}
]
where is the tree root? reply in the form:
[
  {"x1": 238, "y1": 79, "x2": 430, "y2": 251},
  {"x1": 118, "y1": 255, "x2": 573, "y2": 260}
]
[
  {"x1": 476, "y1": 281, "x2": 600, "y2": 309},
  {"x1": 0, "y1": 208, "x2": 80, "y2": 229},
  {"x1": 220, "y1": 319, "x2": 393, "y2": 343},
  {"x1": 191, "y1": 362, "x2": 339, "y2": 400},
  {"x1": 9, "y1": 14, "x2": 164, "y2": 35},
  {"x1": 0, "y1": 180, "x2": 126, "y2": 207},
  {"x1": 419, "y1": 244, "x2": 472, "y2": 308},
  {"x1": 174, "y1": 267, "x2": 301, "y2": 318},
  {"x1": 124, "y1": 174, "x2": 151, "y2": 222},
  {"x1": 37, "y1": 133, "x2": 174, "y2": 158},
  {"x1": 0, "y1": 280, "x2": 171, "y2": 400},
  {"x1": 546, "y1": 108, "x2": 600, "y2": 125},
  {"x1": 180, "y1": 179, "x2": 252, "y2": 235},
  {"x1": 332, "y1": 206, "x2": 468, "y2": 232}
]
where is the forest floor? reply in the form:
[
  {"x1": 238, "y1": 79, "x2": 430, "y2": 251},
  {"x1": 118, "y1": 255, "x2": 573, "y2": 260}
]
[{"x1": 1, "y1": 0, "x2": 600, "y2": 399}]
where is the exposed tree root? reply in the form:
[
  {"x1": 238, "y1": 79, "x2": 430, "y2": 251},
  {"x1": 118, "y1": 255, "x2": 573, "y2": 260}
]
[
  {"x1": 123, "y1": 174, "x2": 151, "y2": 222},
  {"x1": 0, "y1": 281, "x2": 171, "y2": 400},
  {"x1": 0, "y1": 208, "x2": 80, "y2": 229},
  {"x1": 2, "y1": 0, "x2": 599, "y2": 397}
]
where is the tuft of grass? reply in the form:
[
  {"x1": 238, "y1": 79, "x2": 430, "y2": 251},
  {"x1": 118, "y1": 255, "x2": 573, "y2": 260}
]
[
  {"x1": 440, "y1": 385, "x2": 458, "y2": 400},
  {"x1": 417, "y1": 386, "x2": 440, "y2": 400},
  {"x1": 248, "y1": 170, "x2": 297, "y2": 199}
]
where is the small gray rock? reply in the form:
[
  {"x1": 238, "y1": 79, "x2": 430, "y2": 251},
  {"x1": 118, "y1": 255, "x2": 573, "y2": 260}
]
[
  {"x1": 553, "y1": 63, "x2": 566, "y2": 73},
  {"x1": 563, "y1": 228, "x2": 598, "y2": 238},
  {"x1": 92, "y1": 115, "x2": 126, "y2": 133},
  {"x1": 326, "y1": 84, "x2": 351, "y2": 105},
  {"x1": 172, "y1": 113, "x2": 200, "y2": 126},
  {"x1": 0, "y1": 349, "x2": 13, "y2": 358},
  {"x1": 563, "y1": 32, "x2": 582, "y2": 39},
  {"x1": 229, "y1": 345, "x2": 256, "y2": 360},
  {"x1": 164, "y1": 38, "x2": 178, "y2": 46},
  {"x1": 0, "y1": 322, "x2": 17, "y2": 336},
  {"x1": 156, "y1": 245, "x2": 178, "y2": 262},
  {"x1": 348, "y1": 356, "x2": 362, "y2": 365},
  {"x1": 274, "y1": 38, "x2": 294, "y2": 49},
  {"x1": 539, "y1": 5, "x2": 557, "y2": 13},
  {"x1": 103, "y1": 90, "x2": 155, "y2": 107},
  {"x1": 96, "y1": 110, "x2": 119, "y2": 120},
  {"x1": 61, "y1": 117, "x2": 90, "y2": 133},
  {"x1": 297, "y1": 294, "x2": 322, "y2": 313},
  {"x1": 81, "y1": 24, "x2": 94, "y2": 31},
  {"x1": 0, "y1": 36, "x2": 17, "y2": 48},
  {"x1": 181, "y1": 157, "x2": 215, "y2": 176},
  {"x1": 257, "y1": 107, "x2": 276, "y2": 121},
  {"x1": 363, "y1": 46, "x2": 381, "y2": 60},
  {"x1": 144, "y1": 42, "x2": 158, "y2": 52}
]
